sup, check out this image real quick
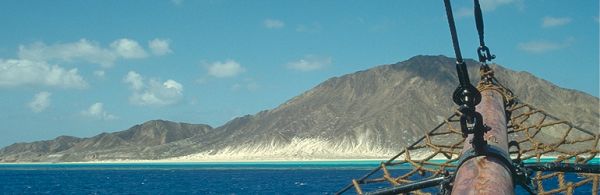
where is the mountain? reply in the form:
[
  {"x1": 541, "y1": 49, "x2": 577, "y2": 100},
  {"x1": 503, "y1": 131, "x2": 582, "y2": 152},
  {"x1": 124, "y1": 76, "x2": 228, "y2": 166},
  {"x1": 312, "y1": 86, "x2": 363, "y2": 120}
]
[
  {"x1": 163, "y1": 55, "x2": 598, "y2": 161},
  {"x1": 1, "y1": 55, "x2": 597, "y2": 162},
  {"x1": 0, "y1": 120, "x2": 212, "y2": 162}
]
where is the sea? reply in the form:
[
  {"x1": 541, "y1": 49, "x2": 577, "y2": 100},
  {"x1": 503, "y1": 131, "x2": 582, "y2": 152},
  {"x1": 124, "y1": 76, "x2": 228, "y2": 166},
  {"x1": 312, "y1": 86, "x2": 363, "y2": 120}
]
[{"x1": 0, "y1": 160, "x2": 597, "y2": 194}]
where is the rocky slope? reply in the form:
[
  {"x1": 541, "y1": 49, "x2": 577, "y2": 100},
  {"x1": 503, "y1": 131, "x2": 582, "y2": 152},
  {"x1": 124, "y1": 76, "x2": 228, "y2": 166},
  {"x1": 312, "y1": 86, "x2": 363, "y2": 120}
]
[
  {"x1": 0, "y1": 120, "x2": 212, "y2": 162},
  {"x1": 1, "y1": 55, "x2": 597, "y2": 162},
  {"x1": 165, "y1": 55, "x2": 597, "y2": 160}
]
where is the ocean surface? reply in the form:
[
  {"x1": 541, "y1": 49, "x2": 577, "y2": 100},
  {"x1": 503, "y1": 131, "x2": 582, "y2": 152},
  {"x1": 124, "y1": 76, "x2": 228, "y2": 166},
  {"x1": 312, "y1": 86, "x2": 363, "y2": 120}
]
[{"x1": 0, "y1": 161, "x2": 596, "y2": 194}]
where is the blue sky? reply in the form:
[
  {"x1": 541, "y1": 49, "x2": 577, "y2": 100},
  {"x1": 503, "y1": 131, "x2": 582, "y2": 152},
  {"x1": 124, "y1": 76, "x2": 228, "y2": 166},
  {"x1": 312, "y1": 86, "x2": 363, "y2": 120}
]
[{"x1": 0, "y1": 0, "x2": 598, "y2": 147}]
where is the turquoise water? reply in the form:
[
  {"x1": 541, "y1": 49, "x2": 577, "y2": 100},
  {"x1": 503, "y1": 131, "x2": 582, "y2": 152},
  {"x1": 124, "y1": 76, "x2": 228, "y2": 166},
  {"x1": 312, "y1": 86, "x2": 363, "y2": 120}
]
[{"x1": 0, "y1": 159, "x2": 597, "y2": 194}]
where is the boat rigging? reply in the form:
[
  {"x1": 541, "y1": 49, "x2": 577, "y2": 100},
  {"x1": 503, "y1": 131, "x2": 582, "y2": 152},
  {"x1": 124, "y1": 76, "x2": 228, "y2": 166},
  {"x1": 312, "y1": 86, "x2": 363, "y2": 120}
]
[{"x1": 335, "y1": 0, "x2": 600, "y2": 194}]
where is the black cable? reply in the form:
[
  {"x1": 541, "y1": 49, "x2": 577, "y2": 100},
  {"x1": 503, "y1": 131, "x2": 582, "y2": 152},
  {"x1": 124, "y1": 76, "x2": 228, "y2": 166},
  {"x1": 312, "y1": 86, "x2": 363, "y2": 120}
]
[
  {"x1": 443, "y1": 0, "x2": 463, "y2": 63},
  {"x1": 473, "y1": 0, "x2": 495, "y2": 63},
  {"x1": 474, "y1": 0, "x2": 485, "y2": 46}
]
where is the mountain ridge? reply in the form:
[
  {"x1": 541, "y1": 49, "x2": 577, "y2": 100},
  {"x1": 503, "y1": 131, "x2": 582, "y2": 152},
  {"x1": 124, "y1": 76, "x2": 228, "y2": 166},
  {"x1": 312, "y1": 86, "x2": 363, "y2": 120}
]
[
  {"x1": 1, "y1": 55, "x2": 597, "y2": 162},
  {"x1": 0, "y1": 120, "x2": 212, "y2": 162},
  {"x1": 169, "y1": 55, "x2": 598, "y2": 160}
]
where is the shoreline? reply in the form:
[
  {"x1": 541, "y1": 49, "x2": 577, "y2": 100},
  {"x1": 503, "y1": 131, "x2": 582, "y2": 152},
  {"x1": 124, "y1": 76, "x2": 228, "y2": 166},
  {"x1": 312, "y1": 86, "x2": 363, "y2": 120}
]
[
  {"x1": 0, "y1": 158, "x2": 389, "y2": 165},
  {"x1": 2, "y1": 156, "x2": 595, "y2": 165}
]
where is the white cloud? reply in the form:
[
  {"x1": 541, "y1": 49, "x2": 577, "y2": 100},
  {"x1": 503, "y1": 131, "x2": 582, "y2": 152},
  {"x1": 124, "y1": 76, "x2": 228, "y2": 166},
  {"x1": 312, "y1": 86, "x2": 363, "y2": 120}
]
[
  {"x1": 148, "y1": 38, "x2": 172, "y2": 56},
  {"x1": 518, "y1": 41, "x2": 561, "y2": 53},
  {"x1": 455, "y1": 0, "x2": 522, "y2": 18},
  {"x1": 163, "y1": 79, "x2": 183, "y2": 91},
  {"x1": 93, "y1": 70, "x2": 105, "y2": 78},
  {"x1": 18, "y1": 38, "x2": 153, "y2": 68},
  {"x1": 130, "y1": 79, "x2": 184, "y2": 106},
  {"x1": 0, "y1": 59, "x2": 87, "y2": 88},
  {"x1": 517, "y1": 38, "x2": 574, "y2": 54},
  {"x1": 287, "y1": 55, "x2": 332, "y2": 72},
  {"x1": 28, "y1": 91, "x2": 51, "y2": 113},
  {"x1": 110, "y1": 38, "x2": 148, "y2": 59},
  {"x1": 480, "y1": 0, "x2": 522, "y2": 11},
  {"x1": 542, "y1": 16, "x2": 571, "y2": 28},
  {"x1": 18, "y1": 39, "x2": 117, "y2": 67},
  {"x1": 264, "y1": 19, "x2": 285, "y2": 29},
  {"x1": 123, "y1": 71, "x2": 184, "y2": 106},
  {"x1": 124, "y1": 71, "x2": 144, "y2": 90},
  {"x1": 207, "y1": 60, "x2": 245, "y2": 78},
  {"x1": 81, "y1": 102, "x2": 117, "y2": 120}
]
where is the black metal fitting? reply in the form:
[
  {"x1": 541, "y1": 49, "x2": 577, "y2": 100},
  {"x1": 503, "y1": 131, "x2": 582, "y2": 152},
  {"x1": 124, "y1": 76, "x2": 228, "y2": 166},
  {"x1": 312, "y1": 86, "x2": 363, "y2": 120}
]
[
  {"x1": 477, "y1": 46, "x2": 495, "y2": 63},
  {"x1": 452, "y1": 85, "x2": 481, "y2": 108}
]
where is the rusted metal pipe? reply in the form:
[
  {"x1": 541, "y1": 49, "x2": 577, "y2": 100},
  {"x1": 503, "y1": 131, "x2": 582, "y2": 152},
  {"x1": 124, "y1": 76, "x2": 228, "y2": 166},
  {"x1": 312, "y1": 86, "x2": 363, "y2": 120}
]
[{"x1": 451, "y1": 88, "x2": 514, "y2": 195}]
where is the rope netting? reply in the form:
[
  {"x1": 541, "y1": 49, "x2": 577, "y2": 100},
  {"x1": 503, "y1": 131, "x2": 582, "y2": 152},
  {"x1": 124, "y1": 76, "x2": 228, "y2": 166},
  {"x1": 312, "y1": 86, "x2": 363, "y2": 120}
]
[
  {"x1": 509, "y1": 102, "x2": 599, "y2": 195},
  {"x1": 342, "y1": 74, "x2": 599, "y2": 195}
]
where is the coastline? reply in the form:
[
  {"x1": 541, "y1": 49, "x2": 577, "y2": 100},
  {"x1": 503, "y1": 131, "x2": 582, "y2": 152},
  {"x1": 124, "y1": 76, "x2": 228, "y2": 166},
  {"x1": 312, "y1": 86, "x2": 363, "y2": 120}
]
[
  {"x1": 0, "y1": 158, "x2": 389, "y2": 165},
  {"x1": 2, "y1": 155, "x2": 596, "y2": 165}
]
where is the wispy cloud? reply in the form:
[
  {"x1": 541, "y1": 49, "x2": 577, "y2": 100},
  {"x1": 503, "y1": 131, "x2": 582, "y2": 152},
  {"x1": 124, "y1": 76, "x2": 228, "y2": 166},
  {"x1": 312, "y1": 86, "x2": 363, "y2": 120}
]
[
  {"x1": 455, "y1": 7, "x2": 473, "y2": 18},
  {"x1": 517, "y1": 37, "x2": 574, "y2": 54},
  {"x1": 455, "y1": 0, "x2": 523, "y2": 18},
  {"x1": 81, "y1": 102, "x2": 117, "y2": 120},
  {"x1": 480, "y1": 0, "x2": 523, "y2": 11},
  {"x1": 110, "y1": 38, "x2": 148, "y2": 59},
  {"x1": 0, "y1": 59, "x2": 87, "y2": 88},
  {"x1": 124, "y1": 71, "x2": 184, "y2": 106},
  {"x1": 148, "y1": 38, "x2": 172, "y2": 55},
  {"x1": 18, "y1": 38, "x2": 165, "y2": 68},
  {"x1": 124, "y1": 71, "x2": 144, "y2": 90},
  {"x1": 263, "y1": 19, "x2": 285, "y2": 29},
  {"x1": 287, "y1": 55, "x2": 332, "y2": 72},
  {"x1": 231, "y1": 78, "x2": 259, "y2": 91},
  {"x1": 93, "y1": 70, "x2": 105, "y2": 78},
  {"x1": 28, "y1": 91, "x2": 51, "y2": 113},
  {"x1": 542, "y1": 16, "x2": 571, "y2": 28},
  {"x1": 207, "y1": 60, "x2": 245, "y2": 78},
  {"x1": 18, "y1": 39, "x2": 117, "y2": 67}
]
